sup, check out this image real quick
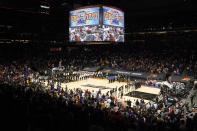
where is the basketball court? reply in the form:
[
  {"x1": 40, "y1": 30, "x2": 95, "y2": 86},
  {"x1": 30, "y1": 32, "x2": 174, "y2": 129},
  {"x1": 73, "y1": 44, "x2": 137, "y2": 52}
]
[
  {"x1": 123, "y1": 85, "x2": 160, "y2": 103},
  {"x1": 61, "y1": 78, "x2": 127, "y2": 95},
  {"x1": 44, "y1": 78, "x2": 160, "y2": 103}
]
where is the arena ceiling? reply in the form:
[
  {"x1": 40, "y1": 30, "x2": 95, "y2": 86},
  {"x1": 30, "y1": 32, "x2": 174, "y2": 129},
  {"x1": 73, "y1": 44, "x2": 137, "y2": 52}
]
[
  {"x1": 0, "y1": 0, "x2": 196, "y2": 42},
  {"x1": 0, "y1": 0, "x2": 196, "y2": 16}
]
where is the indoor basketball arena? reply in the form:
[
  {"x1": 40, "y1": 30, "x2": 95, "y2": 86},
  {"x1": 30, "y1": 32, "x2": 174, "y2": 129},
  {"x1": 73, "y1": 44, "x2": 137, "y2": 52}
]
[{"x1": 0, "y1": 0, "x2": 197, "y2": 131}]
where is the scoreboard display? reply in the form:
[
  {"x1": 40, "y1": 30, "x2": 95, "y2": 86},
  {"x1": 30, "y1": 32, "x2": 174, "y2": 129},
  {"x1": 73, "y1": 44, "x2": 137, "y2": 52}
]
[{"x1": 69, "y1": 6, "x2": 124, "y2": 42}]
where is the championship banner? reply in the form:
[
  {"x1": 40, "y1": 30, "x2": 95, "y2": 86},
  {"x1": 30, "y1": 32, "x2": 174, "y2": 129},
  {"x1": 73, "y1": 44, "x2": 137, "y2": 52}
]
[
  {"x1": 70, "y1": 7, "x2": 100, "y2": 27},
  {"x1": 103, "y1": 6, "x2": 124, "y2": 27}
]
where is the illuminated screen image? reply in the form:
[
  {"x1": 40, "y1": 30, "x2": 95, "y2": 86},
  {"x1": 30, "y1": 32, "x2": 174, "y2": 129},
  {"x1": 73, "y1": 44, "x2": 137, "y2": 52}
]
[
  {"x1": 70, "y1": 7, "x2": 100, "y2": 27},
  {"x1": 69, "y1": 25, "x2": 124, "y2": 42},
  {"x1": 69, "y1": 6, "x2": 124, "y2": 42},
  {"x1": 69, "y1": 26, "x2": 103, "y2": 42},
  {"x1": 103, "y1": 6, "x2": 124, "y2": 27},
  {"x1": 103, "y1": 25, "x2": 124, "y2": 42}
]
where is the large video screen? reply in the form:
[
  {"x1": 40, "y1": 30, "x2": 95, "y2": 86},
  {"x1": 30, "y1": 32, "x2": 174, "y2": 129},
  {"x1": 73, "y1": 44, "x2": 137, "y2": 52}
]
[
  {"x1": 69, "y1": 6, "x2": 124, "y2": 42},
  {"x1": 70, "y1": 7, "x2": 100, "y2": 27},
  {"x1": 103, "y1": 25, "x2": 124, "y2": 42},
  {"x1": 69, "y1": 25, "x2": 103, "y2": 42},
  {"x1": 103, "y1": 6, "x2": 124, "y2": 27},
  {"x1": 69, "y1": 25, "x2": 124, "y2": 42}
]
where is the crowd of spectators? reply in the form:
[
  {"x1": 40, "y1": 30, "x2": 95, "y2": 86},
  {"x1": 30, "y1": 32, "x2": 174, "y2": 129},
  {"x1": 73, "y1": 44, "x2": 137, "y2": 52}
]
[
  {"x1": 0, "y1": 79, "x2": 197, "y2": 131},
  {"x1": 0, "y1": 44, "x2": 196, "y2": 131},
  {"x1": 1, "y1": 45, "x2": 196, "y2": 78}
]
